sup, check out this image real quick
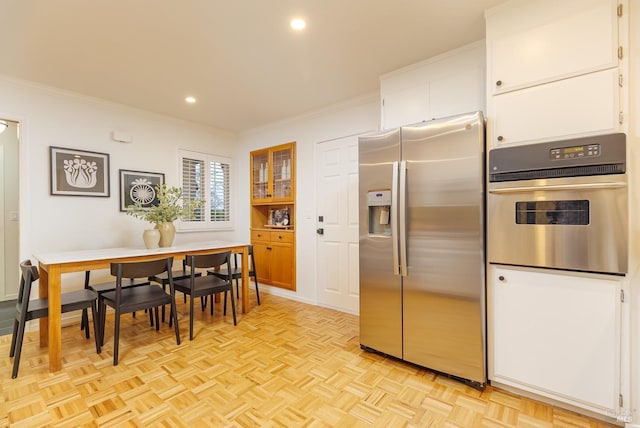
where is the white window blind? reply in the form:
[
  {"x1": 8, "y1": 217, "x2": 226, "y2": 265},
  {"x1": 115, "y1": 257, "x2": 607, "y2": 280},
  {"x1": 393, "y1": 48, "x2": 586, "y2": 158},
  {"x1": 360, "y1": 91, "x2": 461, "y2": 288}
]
[
  {"x1": 179, "y1": 150, "x2": 232, "y2": 230},
  {"x1": 209, "y1": 161, "x2": 230, "y2": 222}
]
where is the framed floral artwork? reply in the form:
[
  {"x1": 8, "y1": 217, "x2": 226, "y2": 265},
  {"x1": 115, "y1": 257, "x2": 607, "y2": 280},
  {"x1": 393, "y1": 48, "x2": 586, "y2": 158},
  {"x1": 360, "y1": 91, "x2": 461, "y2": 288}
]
[
  {"x1": 119, "y1": 169, "x2": 165, "y2": 211},
  {"x1": 50, "y1": 146, "x2": 110, "y2": 197}
]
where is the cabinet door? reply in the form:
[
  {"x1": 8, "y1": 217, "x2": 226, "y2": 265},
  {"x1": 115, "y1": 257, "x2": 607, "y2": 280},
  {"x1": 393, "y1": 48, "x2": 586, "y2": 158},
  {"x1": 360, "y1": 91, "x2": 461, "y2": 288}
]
[
  {"x1": 487, "y1": 0, "x2": 618, "y2": 94},
  {"x1": 269, "y1": 242, "x2": 294, "y2": 290},
  {"x1": 489, "y1": 68, "x2": 620, "y2": 147},
  {"x1": 490, "y1": 266, "x2": 621, "y2": 415},
  {"x1": 380, "y1": 41, "x2": 485, "y2": 130},
  {"x1": 252, "y1": 240, "x2": 271, "y2": 284},
  {"x1": 270, "y1": 145, "x2": 294, "y2": 202},
  {"x1": 251, "y1": 150, "x2": 270, "y2": 203}
]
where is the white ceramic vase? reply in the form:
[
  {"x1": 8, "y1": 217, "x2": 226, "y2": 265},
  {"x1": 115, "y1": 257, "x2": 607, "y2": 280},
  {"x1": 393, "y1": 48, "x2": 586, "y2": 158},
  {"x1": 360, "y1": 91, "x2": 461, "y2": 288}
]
[{"x1": 142, "y1": 228, "x2": 160, "y2": 249}]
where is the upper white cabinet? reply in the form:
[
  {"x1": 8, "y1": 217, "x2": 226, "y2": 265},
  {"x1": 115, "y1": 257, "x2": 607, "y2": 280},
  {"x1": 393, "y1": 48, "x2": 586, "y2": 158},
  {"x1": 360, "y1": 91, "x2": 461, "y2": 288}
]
[
  {"x1": 380, "y1": 41, "x2": 485, "y2": 130},
  {"x1": 485, "y1": 0, "x2": 624, "y2": 147},
  {"x1": 487, "y1": 0, "x2": 619, "y2": 94},
  {"x1": 491, "y1": 68, "x2": 620, "y2": 145}
]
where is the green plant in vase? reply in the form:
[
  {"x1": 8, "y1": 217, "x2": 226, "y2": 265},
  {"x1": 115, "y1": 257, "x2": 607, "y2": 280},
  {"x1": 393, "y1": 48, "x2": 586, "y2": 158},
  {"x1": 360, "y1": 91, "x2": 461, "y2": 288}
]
[{"x1": 127, "y1": 184, "x2": 202, "y2": 247}]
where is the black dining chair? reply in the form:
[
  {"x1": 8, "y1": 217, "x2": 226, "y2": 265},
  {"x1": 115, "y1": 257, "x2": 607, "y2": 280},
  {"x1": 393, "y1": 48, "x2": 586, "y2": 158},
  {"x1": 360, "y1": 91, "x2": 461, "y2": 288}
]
[
  {"x1": 81, "y1": 271, "x2": 151, "y2": 335},
  {"x1": 174, "y1": 251, "x2": 236, "y2": 340},
  {"x1": 98, "y1": 257, "x2": 180, "y2": 365},
  {"x1": 10, "y1": 260, "x2": 101, "y2": 378},
  {"x1": 148, "y1": 258, "x2": 201, "y2": 322},
  {"x1": 208, "y1": 245, "x2": 260, "y2": 305}
]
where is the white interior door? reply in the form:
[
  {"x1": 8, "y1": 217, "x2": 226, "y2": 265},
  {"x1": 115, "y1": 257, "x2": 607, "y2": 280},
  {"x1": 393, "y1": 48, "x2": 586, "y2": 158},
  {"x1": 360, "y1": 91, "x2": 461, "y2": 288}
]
[
  {"x1": 0, "y1": 144, "x2": 4, "y2": 298},
  {"x1": 315, "y1": 135, "x2": 360, "y2": 314},
  {"x1": 1, "y1": 120, "x2": 20, "y2": 300}
]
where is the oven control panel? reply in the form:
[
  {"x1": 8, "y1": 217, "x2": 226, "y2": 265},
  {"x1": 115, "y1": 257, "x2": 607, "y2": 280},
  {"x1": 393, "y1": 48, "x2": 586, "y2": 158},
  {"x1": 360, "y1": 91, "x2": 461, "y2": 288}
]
[
  {"x1": 549, "y1": 144, "x2": 600, "y2": 160},
  {"x1": 488, "y1": 133, "x2": 626, "y2": 182}
]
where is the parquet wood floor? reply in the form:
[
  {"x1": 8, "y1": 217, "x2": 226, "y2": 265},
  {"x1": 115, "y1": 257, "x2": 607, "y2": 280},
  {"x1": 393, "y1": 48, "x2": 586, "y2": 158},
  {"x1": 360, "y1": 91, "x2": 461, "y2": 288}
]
[{"x1": 0, "y1": 292, "x2": 618, "y2": 427}]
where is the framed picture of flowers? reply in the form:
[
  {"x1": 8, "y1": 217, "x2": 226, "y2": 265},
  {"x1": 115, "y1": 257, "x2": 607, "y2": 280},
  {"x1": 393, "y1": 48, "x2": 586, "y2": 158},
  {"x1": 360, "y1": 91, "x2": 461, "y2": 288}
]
[
  {"x1": 119, "y1": 169, "x2": 165, "y2": 212},
  {"x1": 50, "y1": 146, "x2": 110, "y2": 197}
]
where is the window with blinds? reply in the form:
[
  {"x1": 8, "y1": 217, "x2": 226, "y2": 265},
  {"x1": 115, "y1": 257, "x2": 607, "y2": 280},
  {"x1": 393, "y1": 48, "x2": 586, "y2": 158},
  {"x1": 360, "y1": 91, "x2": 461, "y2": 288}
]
[{"x1": 179, "y1": 149, "x2": 232, "y2": 230}]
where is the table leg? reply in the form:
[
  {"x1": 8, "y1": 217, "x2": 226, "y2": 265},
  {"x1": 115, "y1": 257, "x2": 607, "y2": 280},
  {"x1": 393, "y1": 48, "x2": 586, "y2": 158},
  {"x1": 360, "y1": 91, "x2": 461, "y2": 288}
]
[
  {"x1": 241, "y1": 248, "x2": 249, "y2": 314},
  {"x1": 39, "y1": 263, "x2": 62, "y2": 372},
  {"x1": 38, "y1": 266, "x2": 49, "y2": 346}
]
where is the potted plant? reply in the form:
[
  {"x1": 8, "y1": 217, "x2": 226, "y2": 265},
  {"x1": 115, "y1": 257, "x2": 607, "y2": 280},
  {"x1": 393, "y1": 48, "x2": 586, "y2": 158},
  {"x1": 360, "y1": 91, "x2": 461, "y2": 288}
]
[{"x1": 127, "y1": 184, "x2": 202, "y2": 247}]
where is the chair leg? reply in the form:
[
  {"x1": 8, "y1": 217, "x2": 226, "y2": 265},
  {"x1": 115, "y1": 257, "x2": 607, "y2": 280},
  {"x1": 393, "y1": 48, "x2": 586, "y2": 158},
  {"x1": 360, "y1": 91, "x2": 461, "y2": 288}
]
[
  {"x1": 154, "y1": 307, "x2": 160, "y2": 331},
  {"x1": 254, "y1": 276, "x2": 261, "y2": 305},
  {"x1": 9, "y1": 319, "x2": 19, "y2": 358},
  {"x1": 81, "y1": 308, "x2": 90, "y2": 339},
  {"x1": 189, "y1": 295, "x2": 194, "y2": 340},
  {"x1": 229, "y1": 288, "x2": 237, "y2": 326},
  {"x1": 99, "y1": 298, "x2": 107, "y2": 347},
  {"x1": 113, "y1": 310, "x2": 121, "y2": 366},
  {"x1": 161, "y1": 283, "x2": 167, "y2": 323},
  {"x1": 11, "y1": 316, "x2": 28, "y2": 378},
  {"x1": 171, "y1": 297, "x2": 181, "y2": 345},
  {"x1": 223, "y1": 291, "x2": 228, "y2": 315},
  {"x1": 91, "y1": 301, "x2": 101, "y2": 354},
  {"x1": 235, "y1": 278, "x2": 240, "y2": 299}
]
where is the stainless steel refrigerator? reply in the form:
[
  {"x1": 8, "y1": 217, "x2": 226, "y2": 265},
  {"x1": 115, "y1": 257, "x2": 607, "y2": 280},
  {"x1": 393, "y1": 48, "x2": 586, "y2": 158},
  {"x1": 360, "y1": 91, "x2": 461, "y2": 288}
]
[{"x1": 358, "y1": 111, "x2": 486, "y2": 388}]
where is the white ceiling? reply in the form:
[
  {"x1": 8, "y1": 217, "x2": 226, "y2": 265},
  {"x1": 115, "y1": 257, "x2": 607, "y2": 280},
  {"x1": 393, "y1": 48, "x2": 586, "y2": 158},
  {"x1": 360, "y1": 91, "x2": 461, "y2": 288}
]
[{"x1": 0, "y1": 0, "x2": 506, "y2": 133}]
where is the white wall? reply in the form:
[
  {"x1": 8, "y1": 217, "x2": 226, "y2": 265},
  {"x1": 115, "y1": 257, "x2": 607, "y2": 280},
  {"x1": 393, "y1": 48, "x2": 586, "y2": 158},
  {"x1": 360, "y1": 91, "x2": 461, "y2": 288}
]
[
  {"x1": 0, "y1": 76, "x2": 239, "y2": 293},
  {"x1": 236, "y1": 95, "x2": 379, "y2": 304}
]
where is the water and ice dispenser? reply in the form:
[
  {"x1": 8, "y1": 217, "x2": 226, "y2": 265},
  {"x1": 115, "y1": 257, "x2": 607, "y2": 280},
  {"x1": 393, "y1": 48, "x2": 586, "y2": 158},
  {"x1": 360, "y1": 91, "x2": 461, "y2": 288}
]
[{"x1": 367, "y1": 190, "x2": 391, "y2": 236}]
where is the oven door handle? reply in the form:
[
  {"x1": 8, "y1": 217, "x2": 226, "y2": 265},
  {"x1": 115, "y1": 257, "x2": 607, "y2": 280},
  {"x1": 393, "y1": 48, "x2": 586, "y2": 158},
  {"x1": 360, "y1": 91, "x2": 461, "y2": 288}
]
[{"x1": 488, "y1": 182, "x2": 627, "y2": 193}]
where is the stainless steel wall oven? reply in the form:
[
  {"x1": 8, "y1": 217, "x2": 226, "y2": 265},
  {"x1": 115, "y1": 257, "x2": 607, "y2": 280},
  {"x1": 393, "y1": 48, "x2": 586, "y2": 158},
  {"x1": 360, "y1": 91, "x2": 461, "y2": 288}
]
[{"x1": 487, "y1": 133, "x2": 627, "y2": 275}]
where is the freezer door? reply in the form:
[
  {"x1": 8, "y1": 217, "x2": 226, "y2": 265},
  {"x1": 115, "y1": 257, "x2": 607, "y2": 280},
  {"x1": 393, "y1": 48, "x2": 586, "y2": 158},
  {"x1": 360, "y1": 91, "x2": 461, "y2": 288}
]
[
  {"x1": 358, "y1": 128, "x2": 402, "y2": 358},
  {"x1": 400, "y1": 112, "x2": 486, "y2": 384}
]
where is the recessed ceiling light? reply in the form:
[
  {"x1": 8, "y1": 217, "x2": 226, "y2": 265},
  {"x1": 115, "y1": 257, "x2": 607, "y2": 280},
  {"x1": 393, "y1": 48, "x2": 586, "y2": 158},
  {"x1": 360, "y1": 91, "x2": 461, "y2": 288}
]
[
  {"x1": 185, "y1": 96, "x2": 196, "y2": 104},
  {"x1": 290, "y1": 18, "x2": 306, "y2": 30}
]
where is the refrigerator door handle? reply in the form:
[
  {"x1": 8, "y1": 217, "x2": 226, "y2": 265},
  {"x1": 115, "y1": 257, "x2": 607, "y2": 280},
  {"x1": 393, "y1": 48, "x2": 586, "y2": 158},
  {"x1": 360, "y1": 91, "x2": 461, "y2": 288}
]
[
  {"x1": 399, "y1": 160, "x2": 408, "y2": 276},
  {"x1": 392, "y1": 161, "x2": 400, "y2": 275}
]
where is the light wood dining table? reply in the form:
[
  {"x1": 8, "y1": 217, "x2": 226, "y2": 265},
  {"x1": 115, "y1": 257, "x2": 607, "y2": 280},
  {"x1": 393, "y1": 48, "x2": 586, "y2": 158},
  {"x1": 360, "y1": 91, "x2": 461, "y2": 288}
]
[{"x1": 33, "y1": 241, "x2": 250, "y2": 372}]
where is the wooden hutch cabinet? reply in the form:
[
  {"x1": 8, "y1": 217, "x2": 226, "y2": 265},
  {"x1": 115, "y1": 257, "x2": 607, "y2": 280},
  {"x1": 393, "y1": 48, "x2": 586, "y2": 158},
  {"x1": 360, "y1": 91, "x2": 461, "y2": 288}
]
[{"x1": 250, "y1": 142, "x2": 296, "y2": 291}]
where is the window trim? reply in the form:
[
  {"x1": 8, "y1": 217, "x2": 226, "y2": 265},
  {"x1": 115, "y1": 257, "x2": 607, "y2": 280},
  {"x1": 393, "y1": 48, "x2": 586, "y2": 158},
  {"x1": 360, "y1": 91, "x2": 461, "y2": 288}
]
[{"x1": 177, "y1": 149, "x2": 233, "y2": 232}]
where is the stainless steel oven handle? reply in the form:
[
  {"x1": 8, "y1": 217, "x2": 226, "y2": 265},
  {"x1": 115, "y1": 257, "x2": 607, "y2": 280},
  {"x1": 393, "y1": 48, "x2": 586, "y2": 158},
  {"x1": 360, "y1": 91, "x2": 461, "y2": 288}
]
[{"x1": 488, "y1": 182, "x2": 627, "y2": 194}]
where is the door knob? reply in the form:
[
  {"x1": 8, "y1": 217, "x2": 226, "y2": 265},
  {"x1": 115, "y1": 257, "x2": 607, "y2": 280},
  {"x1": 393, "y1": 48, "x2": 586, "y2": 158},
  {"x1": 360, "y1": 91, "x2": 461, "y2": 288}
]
[{"x1": 316, "y1": 228, "x2": 324, "y2": 235}]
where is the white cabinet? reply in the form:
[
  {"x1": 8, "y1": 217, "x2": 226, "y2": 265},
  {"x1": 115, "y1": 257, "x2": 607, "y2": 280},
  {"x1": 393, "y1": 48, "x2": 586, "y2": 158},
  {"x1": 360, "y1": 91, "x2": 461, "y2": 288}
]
[
  {"x1": 490, "y1": 68, "x2": 620, "y2": 146},
  {"x1": 485, "y1": 0, "x2": 623, "y2": 147},
  {"x1": 380, "y1": 41, "x2": 485, "y2": 130},
  {"x1": 487, "y1": 0, "x2": 619, "y2": 94},
  {"x1": 489, "y1": 266, "x2": 621, "y2": 416}
]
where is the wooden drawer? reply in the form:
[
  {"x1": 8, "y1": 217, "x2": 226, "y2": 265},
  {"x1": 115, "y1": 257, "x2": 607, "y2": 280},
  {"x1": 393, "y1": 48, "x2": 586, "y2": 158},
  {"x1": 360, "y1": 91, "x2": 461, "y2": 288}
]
[
  {"x1": 251, "y1": 230, "x2": 270, "y2": 241},
  {"x1": 270, "y1": 231, "x2": 294, "y2": 243}
]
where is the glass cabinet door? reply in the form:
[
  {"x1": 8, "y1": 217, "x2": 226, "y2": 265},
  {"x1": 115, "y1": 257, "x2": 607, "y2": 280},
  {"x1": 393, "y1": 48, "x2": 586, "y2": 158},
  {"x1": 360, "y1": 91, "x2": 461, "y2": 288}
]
[
  {"x1": 271, "y1": 147, "x2": 292, "y2": 200},
  {"x1": 251, "y1": 151, "x2": 269, "y2": 201}
]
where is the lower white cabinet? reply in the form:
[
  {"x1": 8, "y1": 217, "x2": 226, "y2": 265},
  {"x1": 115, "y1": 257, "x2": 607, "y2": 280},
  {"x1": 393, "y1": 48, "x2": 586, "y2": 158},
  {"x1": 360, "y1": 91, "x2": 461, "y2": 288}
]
[{"x1": 489, "y1": 266, "x2": 621, "y2": 416}]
